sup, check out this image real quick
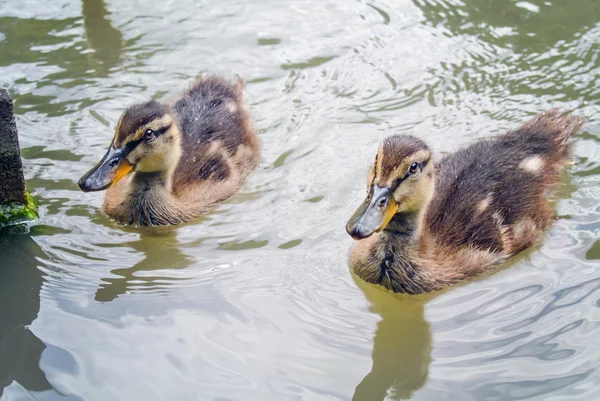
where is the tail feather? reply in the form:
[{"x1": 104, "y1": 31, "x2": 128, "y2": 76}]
[{"x1": 523, "y1": 108, "x2": 585, "y2": 145}]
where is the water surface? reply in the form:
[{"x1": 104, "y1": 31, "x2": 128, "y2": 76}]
[{"x1": 1, "y1": 0, "x2": 599, "y2": 400}]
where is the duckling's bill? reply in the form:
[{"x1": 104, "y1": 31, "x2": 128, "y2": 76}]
[
  {"x1": 346, "y1": 185, "x2": 398, "y2": 240},
  {"x1": 78, "y1": 142, "x2": 133, "y2": 192}
]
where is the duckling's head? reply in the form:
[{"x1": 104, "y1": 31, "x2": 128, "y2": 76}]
[
  {"x1": 346, "y1": 135, "x2": 434, "y2": 240},
  {"x1": 78, "y1": 100, "x2": 181, "y2": 192}
]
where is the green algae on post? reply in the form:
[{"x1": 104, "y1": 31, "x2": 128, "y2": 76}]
[{"x1": 0, "y1": 193, "x2": 39, "y2": 227}]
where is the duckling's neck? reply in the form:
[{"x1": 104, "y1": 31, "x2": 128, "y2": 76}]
[
  {"x1": 131, "y1": 171, "x2": 172, "y2": 193},
  {"x1": 351, "y1": 188, "x2": 436, "y2": 294},
  {"x1": 125, "y1": 171, "x2": 190, "y2": 225},
  {"x1": 383, "y1": 211, "x2": 420, "y2": 237}
]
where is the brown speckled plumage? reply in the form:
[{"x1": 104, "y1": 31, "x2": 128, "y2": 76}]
[
  {"x1": 81, "y1": 75, "x2": 260, "y2": 226},
  {"x1": 348, "y1": 110, "x2": 584, "y2": 294}
]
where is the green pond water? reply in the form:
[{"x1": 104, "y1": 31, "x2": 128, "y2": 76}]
[{"x1": 1, "y1": 0, "x2": 599, "y2": 400}]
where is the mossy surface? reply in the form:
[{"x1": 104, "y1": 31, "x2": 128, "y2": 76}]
[{"x1": 0, "y1": 192, "x2": 39, "y2": 227}]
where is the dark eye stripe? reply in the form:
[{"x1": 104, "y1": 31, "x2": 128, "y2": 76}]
[
  {"x1": 123, "y1": 124, "x2": 172, "y2": 154},
  {"x1": 154, "y1": 124, "x2": 171, "y2": 136},
  {"x1": 140, "y1": 124, "x2": 171, "y2": 139},
  {"x1": 123, "y1": 138, "x2": 142, "y2": 155},
  {"x1": 391, "y1": 174, "x2": 408, "y2": 191},
  {"x1": 389, "y1": 157, "x2": 430, "y2": 190}
]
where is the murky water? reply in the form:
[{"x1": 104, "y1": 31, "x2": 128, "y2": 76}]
[{"x1": 1, "y1": 0, "x2": 599, "y2": 400}]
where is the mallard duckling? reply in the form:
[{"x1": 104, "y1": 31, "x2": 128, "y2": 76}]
[
  {"x1": 346, "y1": 110, "x2": 583, "y2": 294},
  {"x1": 78, "y1": 75, "x2": 260, "y2": 226}
]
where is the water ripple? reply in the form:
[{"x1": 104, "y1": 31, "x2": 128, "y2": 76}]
[{"x1": 2, "y1": 0, "x2": 599, "y2": 400}]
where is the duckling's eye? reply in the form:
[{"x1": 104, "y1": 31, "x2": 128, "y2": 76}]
[
  {"x1": 143, "y1": 129, "x2": 155, "y2": 141},
  {"x1": 409, "y1": 162, "x2": 420, "y2": 175}
]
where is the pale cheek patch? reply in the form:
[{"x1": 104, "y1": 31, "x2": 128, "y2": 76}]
[
  {"x1": 519, "y1": 155, "x2": 544, "y2": 173},
  {"x1": 126, "y1": 147, "x2": 140, "y2": 165}
]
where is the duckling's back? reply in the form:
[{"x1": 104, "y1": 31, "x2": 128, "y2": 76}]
[
  {"x1": 171, "y1": 76, "x2": 260, "y2": 190},
  {"x1": 424, "y1": 110, "x2": 583, "y2": 257}
]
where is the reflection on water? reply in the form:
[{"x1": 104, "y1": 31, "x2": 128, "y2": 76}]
[
  {"x1": 0, "y1": 0, "x2": 599, "y2": 399},
  {"x1": 94, "y1": 230, "x2": 192, "y2": 302},
  {"x1": 352, "y1": 276, "x2": 432, "y2": 401},
  {"x1": 0, "y1": 0, "x2": 126, "y2": 116},
  {"x1": 81, "y1": 0, "x2": 123, "y2": 76},
  {"x1": 0, "y1": 230, "x2": 50, "y2": 397},
  {"x1": 414, "y1": 0, "x2": 600, "y2": 52}
]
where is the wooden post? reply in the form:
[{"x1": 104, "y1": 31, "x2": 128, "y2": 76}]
[
  {"x1": 0, "y1": 89, "x2": 38, "y2": 226},
  {"x1": 0, "y1": 89, "x2": 27, "y2": 205}
]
